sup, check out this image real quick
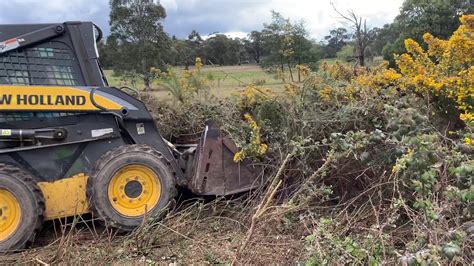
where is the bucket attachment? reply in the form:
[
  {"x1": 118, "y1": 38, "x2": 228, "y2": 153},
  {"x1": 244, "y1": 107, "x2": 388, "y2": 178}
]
[{"x1": 187, "y1": 123, "x2": 259, "y2": 196}]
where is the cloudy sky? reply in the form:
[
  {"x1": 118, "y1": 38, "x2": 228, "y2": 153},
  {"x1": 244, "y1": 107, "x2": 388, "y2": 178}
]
[{"x1": 0, "y1": 0, "x2": 404, "y2": 40}]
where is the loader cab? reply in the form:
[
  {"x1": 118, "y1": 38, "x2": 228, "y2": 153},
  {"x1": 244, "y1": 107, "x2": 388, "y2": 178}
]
[
  {"x1": 0, "y1": 22, "x2": 111, "y2": 151},
  {"x1": 0, "y1": 21, "x2": 107, "y2": 87}
]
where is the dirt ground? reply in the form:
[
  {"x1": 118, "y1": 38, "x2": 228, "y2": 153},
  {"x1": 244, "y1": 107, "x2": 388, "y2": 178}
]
[{"x1": 0, "y1": 195, "x2": 305, "y2": 264}]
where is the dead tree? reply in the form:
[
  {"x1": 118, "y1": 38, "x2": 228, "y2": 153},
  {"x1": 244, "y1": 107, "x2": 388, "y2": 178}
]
[{"x1": 332, "y1": 3, "x2": 371, "y2": 67}]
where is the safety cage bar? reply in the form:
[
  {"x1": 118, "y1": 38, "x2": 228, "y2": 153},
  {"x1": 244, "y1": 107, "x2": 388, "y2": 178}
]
[{"x1": 0, "y1": 21, "x2": 107, "y2": 87}]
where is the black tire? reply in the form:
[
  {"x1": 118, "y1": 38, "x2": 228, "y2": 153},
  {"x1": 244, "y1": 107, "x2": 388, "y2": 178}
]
[
  {"x1": 87, "y1": 144, "x2": 177, "y2": 231},
  {"x1": 0, "y1": 164, "x2": 44, "y2": 252}
]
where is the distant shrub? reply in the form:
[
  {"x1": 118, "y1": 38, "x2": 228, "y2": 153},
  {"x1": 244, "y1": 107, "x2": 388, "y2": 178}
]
[{"x1": 336, "y1": 44, "x2": 355, "y2": 62}]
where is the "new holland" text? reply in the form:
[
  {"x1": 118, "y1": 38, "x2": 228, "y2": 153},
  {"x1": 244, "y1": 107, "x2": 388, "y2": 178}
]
[{"x1": 0, "y1": 94, "x2": 87, "y2": 106}]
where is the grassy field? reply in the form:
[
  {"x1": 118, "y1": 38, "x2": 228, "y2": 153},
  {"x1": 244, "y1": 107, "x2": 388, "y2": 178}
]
[
  {"x1": 104, "y1": 65, "x2": 286, "y2": 101},
  {"x1": 320, "y1": 56, "x2": 385, "y2": 66},
  {"x1": 104, "y1": 59, "x2": 385, "y2": 101}
]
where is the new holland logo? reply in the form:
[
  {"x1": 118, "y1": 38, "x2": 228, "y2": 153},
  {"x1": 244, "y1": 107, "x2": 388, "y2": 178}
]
[
  {"x1": 0, "y1": 38, "x2": 20, "y2": 53},
  {"x1": 0, "y1": 94, "x2": 87, "y2": 106}
]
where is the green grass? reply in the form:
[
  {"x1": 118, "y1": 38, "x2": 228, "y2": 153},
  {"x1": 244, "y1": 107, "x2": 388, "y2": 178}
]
[
  {"x1": 320, "y1": 58, "x2": 338, "y2": 65},
  {"x1": 103, "y1": 70, "x2": 123, "y2": 87},
  {"x1": 104, "y1": 65, "x2": 286, "y2": 101},
  {"x1": 321, "y1": 56, "x2": 386, "y2": 67},
  {"x1": 104, "y1": 57, "x2": 388, "y2": 96},
  {"x1": 104, "y1": 69, "x2": 150, "y2": 88},
  {"x1": 104, "y1": 59, "x2": 387, "y2": 102}
]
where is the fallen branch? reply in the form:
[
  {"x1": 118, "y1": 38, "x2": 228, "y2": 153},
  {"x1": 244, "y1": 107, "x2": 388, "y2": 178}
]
[{"x1": 232, "y1": 153, "x2": 292, "y2": 265}]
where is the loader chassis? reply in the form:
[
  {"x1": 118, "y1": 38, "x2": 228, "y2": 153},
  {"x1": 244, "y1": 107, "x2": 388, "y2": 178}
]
[
  {"x1": 0, "y1": 85, "x2": 180, "y2": 219},
  {"x1": 0, "y1": 21, "x2": 258, "y2": 251}
]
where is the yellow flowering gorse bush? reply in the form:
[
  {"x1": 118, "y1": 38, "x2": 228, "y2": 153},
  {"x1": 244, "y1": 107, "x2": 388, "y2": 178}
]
[
  {"x1": 320, "y1": 61, "x2": 356, "y2": 82},
  {"x1": 233, "y1": 84, "x2": 275, "y2": 111},
  {"x1": 396, "y1": 15, "x2": 473, "y2": 121},
  {"x1": 355, "y1": 66, "x2": 401, "y2": 91},
  {"x1": 233, "y1": 113, "x2": 268, "y2": 162},
  {"x1": 316, "y1": 15, "x2": 473, "y2": 122},
  {"x1": 157, "y1": 57, "x2": 209, "y2": 102}
]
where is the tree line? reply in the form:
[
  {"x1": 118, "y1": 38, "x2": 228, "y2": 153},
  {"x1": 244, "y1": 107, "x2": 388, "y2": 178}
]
[{"x1": 100, "y1": 0, "x2": 473, "y2": 88}]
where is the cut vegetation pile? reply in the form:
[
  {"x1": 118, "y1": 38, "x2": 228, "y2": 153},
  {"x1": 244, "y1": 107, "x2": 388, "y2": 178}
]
[{"x1": 2, "y1": 15, "x2": 473, "y2": 265}]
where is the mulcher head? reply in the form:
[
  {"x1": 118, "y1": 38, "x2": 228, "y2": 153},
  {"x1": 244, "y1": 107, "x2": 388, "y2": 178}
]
[{"x1": 188, "y1": 123, "x2": 259, "y2": 196}]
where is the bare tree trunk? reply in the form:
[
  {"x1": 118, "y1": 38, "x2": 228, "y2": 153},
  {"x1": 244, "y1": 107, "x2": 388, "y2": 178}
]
[
  {"x1": 297, "y1": 58, "x2": 301, "y2": 82},
  {"x1": 358, "y1": 46, "x2": 365, "y2": 66},
  {"x1": 143, "y1": 75, "x2": 151, "y2": 91},
  {"x1": 357, "y1": 31, "x2": 366, "y2": 66},
  {"x1": 287, "y1": 61, "x2": 294, "y2": 82}
]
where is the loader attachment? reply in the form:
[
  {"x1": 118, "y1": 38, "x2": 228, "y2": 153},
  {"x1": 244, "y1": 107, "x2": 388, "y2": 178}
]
[{"x1": 186, "y1": 123, "x2": 259, "y2": 196}]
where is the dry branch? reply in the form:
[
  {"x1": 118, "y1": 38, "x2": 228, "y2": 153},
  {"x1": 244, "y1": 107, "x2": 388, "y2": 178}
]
[{"x1": 232, "y1": 153, "x2": 292, "y2": 265}]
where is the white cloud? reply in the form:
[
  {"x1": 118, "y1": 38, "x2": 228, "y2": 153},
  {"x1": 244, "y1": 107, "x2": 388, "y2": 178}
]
[
  {"x1": 160, "y1": 0, "x2": 178, "y2": 11},
  {"x1": 0, "y1": 0, "x2": 404, "y2": 40},
  {"x1": 204, "y1": 31, "x2": 248, "y2": 40},
  {"x1": 161, "y1": 0, "x2": 404, "y2": 39},
  {"x1": 269, "y1": 0, "x2": 404, "y2": 38},
  {"x1": 0, "y1": 0, "x2": 109, "y2": 34}
]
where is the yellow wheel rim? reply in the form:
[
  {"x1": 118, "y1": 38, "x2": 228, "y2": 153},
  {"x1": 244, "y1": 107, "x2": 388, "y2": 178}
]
[
  {"x1": 0, "y1": 189, "x2": 21, "y2": 242},
  {"x1": 108, "y1": 165, "x2": 162, "y2": 217}
]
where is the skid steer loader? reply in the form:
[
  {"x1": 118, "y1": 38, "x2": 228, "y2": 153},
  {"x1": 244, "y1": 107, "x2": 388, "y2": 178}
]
[{"x1": 0, "y1": 22, "x2": 258, "y2": 251}]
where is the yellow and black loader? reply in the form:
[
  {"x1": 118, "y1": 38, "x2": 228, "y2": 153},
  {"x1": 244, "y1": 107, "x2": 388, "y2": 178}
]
[{"x1": 0, "y1": 22, "x2": 257, "y2": 251}]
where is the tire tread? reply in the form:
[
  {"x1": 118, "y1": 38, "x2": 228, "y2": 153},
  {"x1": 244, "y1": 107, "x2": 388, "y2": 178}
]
[
  {"x1": 86, "y1": 144, "x2": 177, "y2": 231},
  {"x1": 0, "y1": 163, "x2": 45, "y2": 251}
]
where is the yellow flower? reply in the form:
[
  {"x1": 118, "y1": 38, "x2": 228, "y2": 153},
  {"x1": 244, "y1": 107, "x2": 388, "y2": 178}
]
[
  {"x1": 395, "y1": 15, "x2": 474, "y2": 117},
  {"x1": 236, "y1": 85, "x2": 274, "y2": 110},
  {"x1": 404, "y1": 38, "x2": 425, "y2": 56},
  {"x1": 355, "y1": 68, "x2": 401, "y2": 91},
  {"x1": 465, "y1": 137, "x2": 474, "y2": 146},
  {"x1": 460, "y1": 112, "x2": 474, "y2": 122},
  {"x1": 258, "y1": 143, "x2": 268, "y2": 155},
  {"x1": 319, "y1": 86, "x2": 333, "y2": 102},
  {"x1": 194, "y1": 57, "x2": 203, "y2": 71},
  {"x1": 235, "y1": 113, "x2": 268, "y2": 162},
  {"x1": 243, "y1": 113, "x2": 252, "y2": 121},
  {"x1": 233, "y1": 151, "x2": 244, "y2": 162},
  {"x1": 296, "y1": 64, "x2": 311, "y2": 77},
  {"x1": 392, "y1": 165, "x2": 399, "y2": 173},
  {"x1": 244, "y1": 114, "x2": 259, "y2": 131},
  {"x1": 284, "y1": 83, "x2": 300, "y2": 96}
]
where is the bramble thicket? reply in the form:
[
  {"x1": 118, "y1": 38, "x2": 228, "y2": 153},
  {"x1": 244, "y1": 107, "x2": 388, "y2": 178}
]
[{"x1": 151, "y1": 15, "x2": 473, "y2": 264}]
